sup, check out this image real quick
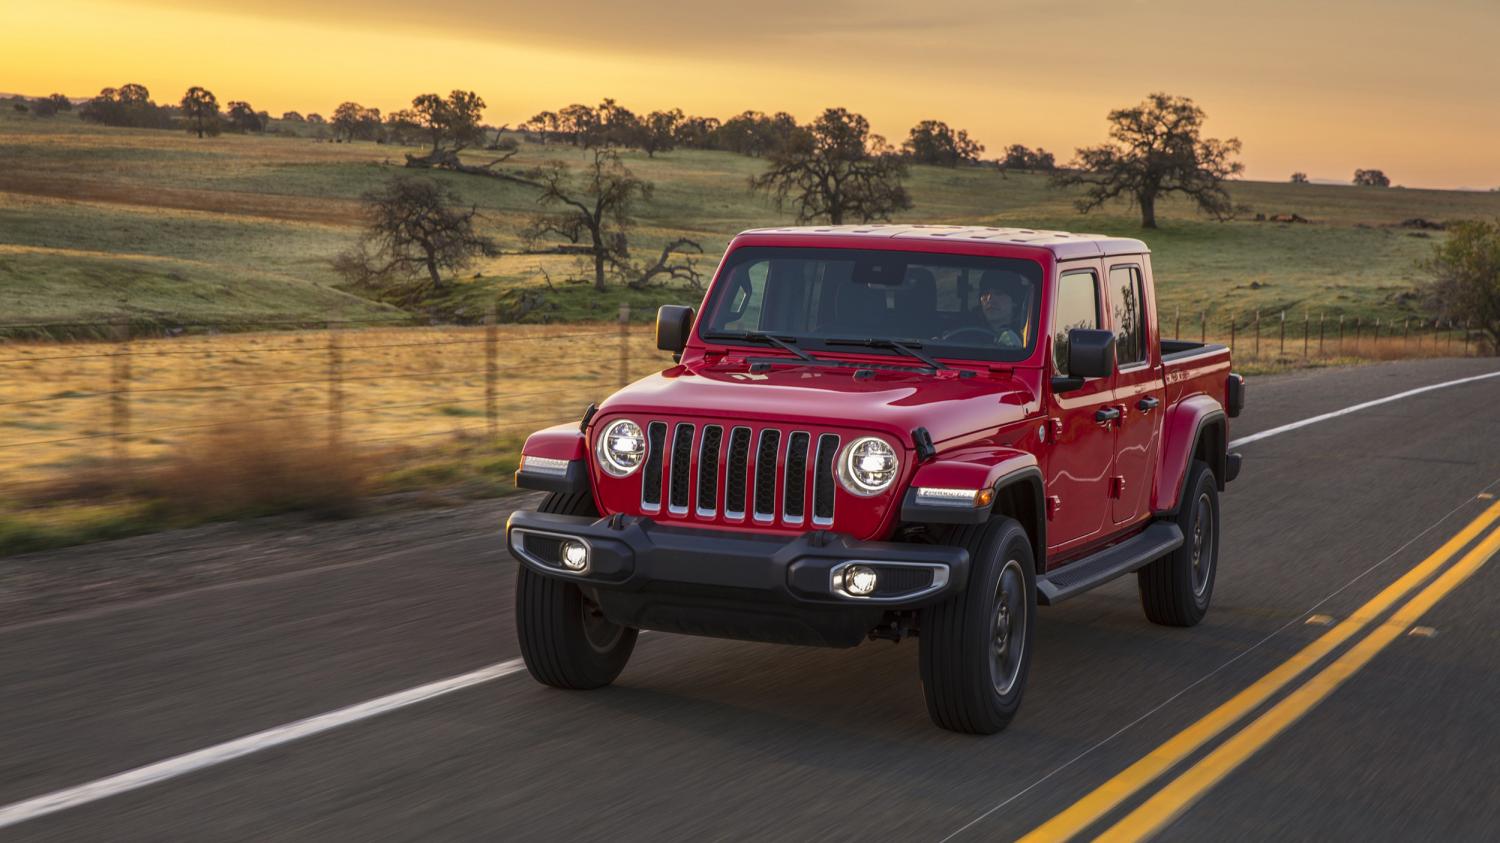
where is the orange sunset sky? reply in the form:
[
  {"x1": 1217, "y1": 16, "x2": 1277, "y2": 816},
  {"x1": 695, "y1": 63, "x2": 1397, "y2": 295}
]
[{"x1": 3, "y1": 0, "x2": 1497, "y2": 189}]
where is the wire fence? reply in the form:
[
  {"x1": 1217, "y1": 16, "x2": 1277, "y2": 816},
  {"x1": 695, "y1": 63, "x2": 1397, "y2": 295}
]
[
  {"x1": 1169, "y1": 308, "x2": 1480, "y2": 364},
  {"x1": 0, "y1": 304, "x2": 658, "y2": 497},
  {"x1": 0, "y1": 304, "x2": 1485, "y2": 500}
]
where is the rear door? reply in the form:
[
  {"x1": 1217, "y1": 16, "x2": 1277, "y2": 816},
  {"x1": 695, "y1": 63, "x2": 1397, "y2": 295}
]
[
  {"x1": 1106, "y1": 260, "x2": 1165, "y2": 524},
  {"x1": 1043, "y1": 262, "x2": 1115, "y2": 557}
]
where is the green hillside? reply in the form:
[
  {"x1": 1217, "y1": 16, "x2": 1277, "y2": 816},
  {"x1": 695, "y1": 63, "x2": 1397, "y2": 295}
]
[{"x1": 3, "y1": 107, "x2": 1497, "y2": 332}]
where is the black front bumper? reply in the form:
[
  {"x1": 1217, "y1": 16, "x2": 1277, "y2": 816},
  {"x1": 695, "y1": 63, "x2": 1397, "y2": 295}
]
[{"x1": 505, "y1": 511, "x2": 969, "y2": 647}]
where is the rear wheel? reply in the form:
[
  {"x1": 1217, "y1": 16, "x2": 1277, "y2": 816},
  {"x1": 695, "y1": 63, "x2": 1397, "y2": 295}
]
[
  {"x1": 515, "y1": 491, "x2": 637, "y2": 689},
  {"x1": 1137, "y1": 460, "x2": 1219, "y2": 626},
  {"x1": 919, "y1": 517, "x2": 1036, "y2": 734}
]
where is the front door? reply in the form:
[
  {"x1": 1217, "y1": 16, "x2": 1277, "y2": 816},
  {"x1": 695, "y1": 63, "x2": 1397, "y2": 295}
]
[
  {"x1": 1106, "y1": 262, "x2": 1163, "y2": 524},
  {"x1": 1044, "y1": 264, "x2": 1116, "y2": 559}
]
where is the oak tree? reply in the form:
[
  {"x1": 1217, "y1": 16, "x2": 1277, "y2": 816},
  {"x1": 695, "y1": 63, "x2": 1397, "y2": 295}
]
[
  {"x1": 1055, "y1": 93, "x2": 1242, "y2": 228},
  {"x1": 334, "y1": 177, "x2": 496, "y2": 302},
  {"x1": 750, "y1": 108, "x2": 912, "y2": 225}
]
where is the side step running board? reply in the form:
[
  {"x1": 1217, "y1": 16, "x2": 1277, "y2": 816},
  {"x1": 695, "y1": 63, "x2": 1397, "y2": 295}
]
[{"x1": 1035, "y1": 521, "x2": 1184, "y2": 605}]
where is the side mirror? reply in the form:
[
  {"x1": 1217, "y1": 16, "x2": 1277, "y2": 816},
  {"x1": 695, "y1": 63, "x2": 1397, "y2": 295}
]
[
  {"x1": 656, "y1": 305, "x2": 695, "y2": 353},
  {"x1": 1066, "y1": 328, "x2": 1116, "y2": 379}
]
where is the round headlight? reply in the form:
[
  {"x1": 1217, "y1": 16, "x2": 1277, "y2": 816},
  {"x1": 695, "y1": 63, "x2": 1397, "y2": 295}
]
[
  {"x1": 596, "y1": 419, "x2": 646, "y2": 477},
  {"x1": 838, "y1": 436, "x2": 899, "y2": 495}
]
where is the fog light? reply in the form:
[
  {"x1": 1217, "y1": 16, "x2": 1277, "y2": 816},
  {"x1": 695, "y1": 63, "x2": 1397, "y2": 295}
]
[
  {"x1": 844, "y1": 564, "x2": 878, "y2": 597},
  {"x1": 560, "y1": 541, "x2": 589, "y2": 571}
]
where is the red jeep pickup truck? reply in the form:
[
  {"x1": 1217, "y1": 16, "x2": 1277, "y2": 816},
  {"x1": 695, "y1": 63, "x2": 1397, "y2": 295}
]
[{"x1": 506, "y1": 225, "x2": 1244, "y2": 734}]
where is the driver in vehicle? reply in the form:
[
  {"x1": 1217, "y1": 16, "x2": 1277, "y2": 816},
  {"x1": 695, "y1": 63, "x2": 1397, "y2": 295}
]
[{"x1": 977, "y1": 271, "x2": 1031, "y2": 347}]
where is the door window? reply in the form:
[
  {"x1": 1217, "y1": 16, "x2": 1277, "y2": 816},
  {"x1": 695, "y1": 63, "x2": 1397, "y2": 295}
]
[
  {"x1": 1109, "y1": 266, "x2": 1146, "y2": 367},
  {"x1": 1052, "y1": 270, "x2": 1101, "y2": 375}
]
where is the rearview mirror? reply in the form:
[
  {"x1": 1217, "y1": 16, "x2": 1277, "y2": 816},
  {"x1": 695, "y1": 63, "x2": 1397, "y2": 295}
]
[
  {"x1": 656, "y1": 305, "x2": 695, "y2": 353},
  {"x1": 1067, "y1": 328, "x2": 1116, "y2": 379}
]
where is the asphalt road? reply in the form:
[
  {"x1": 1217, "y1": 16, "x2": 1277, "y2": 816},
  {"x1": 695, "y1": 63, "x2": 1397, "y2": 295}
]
[{"x1": 3, "y1": 357, "x2": 1499, "y2": 841}]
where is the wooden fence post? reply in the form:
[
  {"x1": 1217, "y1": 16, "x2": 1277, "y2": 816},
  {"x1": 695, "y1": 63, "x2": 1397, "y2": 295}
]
[
  {"x1": 1200, "y1": 311, "x2": 1206, "y2": 344},
  {"x1": 1279, "y1": 310, "x2": 1286, "y2": 357},
  {"x1": 327, "y1": 323, "x2": 343, "y2": 448},
  {"x1": 1253, "y1": 310, "x2": 1261, "y2": 359},
  {"x1": 485, "y1": 304, "x2": 498, "y2": 438},
  {"x1": 1303, "y1": 310, "x2": 1309, "y2": 358},
  {"x1": 1319, "y1": 312, "x2": 1326, "y2": 357},
  {"x1": 618, "y1": 302, "x2": 631, "y2": 390},
  {"x1": 1338, "y1": 314, "x2": 1345, "y2": 355},
  {"x1": 1174, "y1": 305, "x2": 1181, "y2": 340},
  {"x1": 110, "y1": 317, "x2": 131, "y2": 468},
  {"x1": 1229, "y1": 311, "x2": 1236, "y2": 354}
]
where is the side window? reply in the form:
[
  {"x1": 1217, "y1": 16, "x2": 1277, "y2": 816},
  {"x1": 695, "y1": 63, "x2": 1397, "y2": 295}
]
[
  {"x1": 1052, "y1": 270, "x2": 1101, "y2": 375},
  {"x1": 1109, "y1": 266, "x2": 1146, "y2": 367}
]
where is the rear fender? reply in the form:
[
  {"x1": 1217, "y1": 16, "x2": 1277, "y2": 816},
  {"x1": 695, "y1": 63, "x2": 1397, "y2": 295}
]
[
  {"x1": 1154, "y1": 396, "x2": 1226, "y2": 515},
  {"x1": 515, "y1": 423, "x2": 590, "y2": 494},
  {"x1": 901, "y1": 448, "x2": 1046, "y2": 570}
]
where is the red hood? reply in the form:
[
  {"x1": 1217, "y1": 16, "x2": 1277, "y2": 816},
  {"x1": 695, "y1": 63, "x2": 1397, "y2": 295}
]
[{"x1": 597, "y1": 358, "x2": 1042, "y2": 447}]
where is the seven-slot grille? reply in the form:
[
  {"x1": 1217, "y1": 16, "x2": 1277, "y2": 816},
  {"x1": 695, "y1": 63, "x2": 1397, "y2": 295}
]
[{"x1": 635, "y1": 422, "x2": 840, "y2": 527}]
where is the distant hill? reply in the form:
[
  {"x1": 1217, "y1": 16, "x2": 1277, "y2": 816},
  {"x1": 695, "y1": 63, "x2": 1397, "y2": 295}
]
[{"x1": 3, "y1": 107, "x2": 1498, "y2": 332}]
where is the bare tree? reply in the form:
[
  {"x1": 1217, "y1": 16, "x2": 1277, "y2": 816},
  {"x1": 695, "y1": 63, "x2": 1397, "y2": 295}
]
[
  {"x1": 1054, "y1": 92, "x2": 1242, "y2": 229},
  {"x1": 524, "y1": 149, "x2": 653, "y2": 292},
  {"x1": 334, "y1": 177, "x2": 496, "y2": 302},
  {"x1": 1423, "y1": 219, "x2": 1500, "y2": 354},
  {"x1": 750, "y1": 108, "x2": 911, "y2": 224},
  {"x1": 627, "y1": 238, "x2": 704, "y2": 290},
  {"x1": 179, "y1": 86, "x2": 220, "y2": 138}
]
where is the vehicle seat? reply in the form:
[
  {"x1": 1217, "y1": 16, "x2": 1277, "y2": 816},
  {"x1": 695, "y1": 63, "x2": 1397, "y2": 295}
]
[{"x1": 895, "y1": 268, "x2": 939, "y2": 339}]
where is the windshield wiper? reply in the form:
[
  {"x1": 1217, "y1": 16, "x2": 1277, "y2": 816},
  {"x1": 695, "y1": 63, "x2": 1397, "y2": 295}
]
[
  {"x1": 702, "y1": 330, "x2": 819, "y2": 362},
  {"x1": 823, "y1": 337, "x2": 948, "y2": 370}
]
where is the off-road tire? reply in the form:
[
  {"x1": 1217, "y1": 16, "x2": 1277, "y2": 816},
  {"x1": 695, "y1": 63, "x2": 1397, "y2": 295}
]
[
  {"x1": 919, "y1": 517, "x2": 1036, "y2": 735},
  {"x1": 1138, "y1": 460, "x2": 1219, "y2": 627},
  {"x1": 515, "y1": 491, "x2": 637, "y2": 689}
]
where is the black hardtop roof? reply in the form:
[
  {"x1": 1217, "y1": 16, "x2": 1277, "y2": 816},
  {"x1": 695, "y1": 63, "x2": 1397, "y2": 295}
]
[{"x1": 737, "y1": 224, "x2": 1150, "y2": 259}]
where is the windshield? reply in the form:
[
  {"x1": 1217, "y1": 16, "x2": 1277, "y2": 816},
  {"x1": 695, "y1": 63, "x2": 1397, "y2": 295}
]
[{"x1": 700, "y1": 246, "x2": 1044, "y2": 363}]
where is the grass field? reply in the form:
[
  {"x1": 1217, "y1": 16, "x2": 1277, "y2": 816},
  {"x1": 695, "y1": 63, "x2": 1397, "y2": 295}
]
[
  {"x1": 4, "y1": 107, "x2": 1499, "y2": 331},
  {"x1": 2, "y1": 107, "x2": 1495, "y2": 554}
]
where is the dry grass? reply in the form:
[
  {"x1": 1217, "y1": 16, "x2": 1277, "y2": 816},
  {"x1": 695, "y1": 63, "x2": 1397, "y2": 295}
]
[{"x1": 0, "y1": 323, "x2": 668, "y2": 494}]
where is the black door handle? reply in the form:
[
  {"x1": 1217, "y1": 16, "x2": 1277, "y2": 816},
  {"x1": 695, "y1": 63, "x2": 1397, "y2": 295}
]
[
  {"x1": 1095, "y1": 407, "x2": 1121, "y2": 423},
  {"x1": 1137, "y1": 396, "x2": 1161, "y2": 412}
]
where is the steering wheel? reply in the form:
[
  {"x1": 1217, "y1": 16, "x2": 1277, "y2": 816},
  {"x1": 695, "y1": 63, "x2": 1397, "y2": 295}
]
[{"x1": 939, "y1": 326, "x2": 998, "y2": 344}]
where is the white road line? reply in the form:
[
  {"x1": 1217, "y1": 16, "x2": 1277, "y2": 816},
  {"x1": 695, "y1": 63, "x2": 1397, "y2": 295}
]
[
  {"x1": 1229, "y1": 369, "x2": 1500, "y2": 448},
  {"x1": 0, "y1": 659, "x2": 524, "y2": 831},
  {"x1": 4, "y1": 367, "x2": 1498, "y2": 830}
]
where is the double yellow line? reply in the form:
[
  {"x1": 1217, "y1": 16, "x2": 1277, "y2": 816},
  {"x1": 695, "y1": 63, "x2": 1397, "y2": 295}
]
[{"x1": 1021, "y1": 498, "x2": 1500, "y2": 843}]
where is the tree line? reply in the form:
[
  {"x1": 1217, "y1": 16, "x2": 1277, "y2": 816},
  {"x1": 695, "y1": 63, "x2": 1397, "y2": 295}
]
[{"x1": 16, "y1": 82, "x2": 1491, "y2": 349}]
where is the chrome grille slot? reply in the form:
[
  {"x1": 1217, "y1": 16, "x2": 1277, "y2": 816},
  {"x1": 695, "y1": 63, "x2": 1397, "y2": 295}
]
[
  {"x1": 753, "y1": 429, "x2": 782, "y2": 521},
  {"x1": 696, "y1": 425, "x2": 723, "y2": 517},
  {"x1": 783, "y1": 432, "x2": 810, "y2": 524},
  {"x1": 668, "y1": 423, "x2": 695, "y2": 515},
  {"x1": 641, "y1": 422, "x2": 667, "y2": 511},
  {"x1": 813, "y1": 434, "x2": 839, "y2": 526},
  {"x1": 630, "y1": 422, "x2": 846, "y2": 528},
  {"x1": 724, "y1": 427, "x2": 752, "y2": 519}
]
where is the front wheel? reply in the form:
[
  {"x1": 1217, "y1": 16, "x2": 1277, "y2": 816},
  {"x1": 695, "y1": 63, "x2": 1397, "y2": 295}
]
[
  {"x1": 919, "y1": 517, "x2": 1036, "y2": 734},
  {"x1": 515, "y1": 492, "x2": 637, "y2": 690}
]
